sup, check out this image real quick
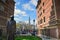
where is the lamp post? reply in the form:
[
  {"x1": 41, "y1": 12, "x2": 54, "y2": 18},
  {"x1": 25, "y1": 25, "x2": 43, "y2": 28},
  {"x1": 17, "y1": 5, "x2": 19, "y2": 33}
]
[
  {"x1": 33, "y1": 19, "x2": 35, "y2": 36},
  {"x1": 33, "y1": 19, "x2": 35, "y2": 30}
]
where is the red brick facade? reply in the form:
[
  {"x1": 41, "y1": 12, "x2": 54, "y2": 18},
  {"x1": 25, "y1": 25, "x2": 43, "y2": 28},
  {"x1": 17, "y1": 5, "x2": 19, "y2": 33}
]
[{"x1": 36, "y1": 0, "x2": 60, "y2": 38}]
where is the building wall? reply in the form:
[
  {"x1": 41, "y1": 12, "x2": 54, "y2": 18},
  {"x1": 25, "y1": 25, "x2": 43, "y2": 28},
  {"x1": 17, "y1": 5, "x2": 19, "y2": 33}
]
[
  {"x1": 55, "y1": 0, "x2": 60, "y2": 19},
  {"x1": 50, "y1": 28, "x2": 57, "y2": 38},
  {"x1": 0, "y1": 0, "x2": 15, "y2": 35},
  {"x1": 36, "y1": 0, "x2": 60, "y2": 38},
  {"x1": 36, "y1": 0, "x2": 53, "y2": 35}
]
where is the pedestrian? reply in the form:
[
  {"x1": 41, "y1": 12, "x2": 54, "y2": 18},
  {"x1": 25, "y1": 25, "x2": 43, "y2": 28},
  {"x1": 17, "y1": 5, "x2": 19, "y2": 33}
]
[{"x1": 7, "y1": 15, "x2": 16, "y2": 40}]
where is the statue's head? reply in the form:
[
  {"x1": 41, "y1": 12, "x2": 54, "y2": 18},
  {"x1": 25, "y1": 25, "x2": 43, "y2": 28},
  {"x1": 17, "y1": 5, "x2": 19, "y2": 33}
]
[{"x1": 10, "y1": 15, "x2": 14, "y2": 20}]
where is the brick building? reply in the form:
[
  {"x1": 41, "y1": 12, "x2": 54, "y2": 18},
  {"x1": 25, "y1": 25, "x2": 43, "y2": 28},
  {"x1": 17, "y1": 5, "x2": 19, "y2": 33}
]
[
  {"x1": 0, "y1": 0, "x2": 15, "y2": 35},
  {"x1": 36, "y1": 0, "x2": 60, "y2": 38}
]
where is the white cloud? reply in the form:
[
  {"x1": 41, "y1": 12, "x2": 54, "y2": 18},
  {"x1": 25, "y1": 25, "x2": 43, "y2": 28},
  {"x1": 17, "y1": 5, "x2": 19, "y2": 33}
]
[
  {"x1": 14, "y1": 18, "x2": 20, "y2": 21},
  {"x1": 14, "y1": 18, "x2": 21, "y2": 22},
  {"x1": 31, "y1": 20, "x2": 33, "y2": 24},
  {"x1": 14, "y1": 15, "x2": 23, "y2": 23},
  {"x1": 15, "y1": 2, "x2": 20, "y2": 6},
  {"x1": 30, "y1": 0, "x2": 38, "y2": 6},
  {"x1": 22, "y1": 0, "x2": 37, "y2": 11},
  {"x1": 31, "y1": 19, "x2": 37, "y2": 25},
  {"x1": 14, "y1": 15, "x2": 22, "y2": 19},
  {"x1": 15, "y1": 6, "x2": 17, "y2": 9},
  {"x1": 14, "y1": 8, "x2": 27, "y2": 16},
  {"x1": 14, "y1": 9, "x2": 20, "y2": 15},
  {"x1": 22, "y1": 4, "x2": 34, "y2": 11},
  {"x1": 35, "y1": 19, "x2": 37, "y2": 25},
  {"x1": 25, "y1": 21, "x2": 29, "y2": 24},
  {"x1": 23, "y1": 19, "x2": 37, "y2": 25},
  {"x1": 25, "y1": 19, "x2": 34, "y2": 24},
  {"x1": 14, "y1": 8, "x2": 28, "y2": 22}
]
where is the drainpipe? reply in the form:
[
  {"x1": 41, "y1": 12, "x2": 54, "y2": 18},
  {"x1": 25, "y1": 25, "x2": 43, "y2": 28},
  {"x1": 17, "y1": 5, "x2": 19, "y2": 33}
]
[
  {"x1": 53, "y1": 0, "x2": 57, "y2": 20},
  {"x1": 53, "y1": 0, "x2": 58, "y2": 39}
]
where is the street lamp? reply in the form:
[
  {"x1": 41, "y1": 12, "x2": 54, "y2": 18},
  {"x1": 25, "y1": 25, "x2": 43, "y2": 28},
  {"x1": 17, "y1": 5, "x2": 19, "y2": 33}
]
[
  {"x1": 33, "y1": 19, "x2": 35, "y2": 36},
  {"x1": 33, "y1": 19, "x2": 35, "y2": 30}
]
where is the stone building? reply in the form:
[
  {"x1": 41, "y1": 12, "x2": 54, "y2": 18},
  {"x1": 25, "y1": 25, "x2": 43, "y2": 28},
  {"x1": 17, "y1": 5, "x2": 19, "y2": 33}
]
[
  {"x1": 36, "y1": 0, "x2": 60, "y2": 38},
  {"x1": 0, "y1": 0, "x2": 15, "y2": 35}
]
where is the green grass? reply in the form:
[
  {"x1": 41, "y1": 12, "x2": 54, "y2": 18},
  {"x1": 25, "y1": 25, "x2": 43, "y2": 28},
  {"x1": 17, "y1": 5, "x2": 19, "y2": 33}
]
[{"x1": 15, "y1": 36, "x2": 42, "y2": 40}]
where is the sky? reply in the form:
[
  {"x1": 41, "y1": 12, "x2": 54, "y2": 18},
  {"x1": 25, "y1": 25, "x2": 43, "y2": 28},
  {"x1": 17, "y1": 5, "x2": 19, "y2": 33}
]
[{"x1": 14, "y1": 0, "x2": 38, "y2": 24}]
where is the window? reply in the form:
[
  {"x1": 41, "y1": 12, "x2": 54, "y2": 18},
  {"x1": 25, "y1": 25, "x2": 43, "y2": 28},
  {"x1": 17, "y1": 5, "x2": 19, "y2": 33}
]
[
  {"x1": 38, "y1": 0, "x2": 41, "y2": 5},
  {"x1": 40, "y1": 19, "x2": 42, "y2": 24},
  {"x1": 51, "y1": 5, "x2": 54, "y2": 9},
  {"x1": 0, "y1": 4, "x2": 4, "y2": 11},
  {"x1": 39, "y1": 7, "x2": 42, "y2": 11},
  {"x1": 40, "y1": 12, "x2": 42, "y2": 16},
  {"x1": 52, "y1": 0, "x2": 54, "y2": 3},
  {"x1": 44, "y1": 17, "x2": 45, "y2": 22},
  {"x1": 43, "y1": 2, "x2": 44, "y2": 6},
  {"x1": 49, "y1": 21, "x2": 56, "y2": 25},
  {"x1": 43, "y1": 9, "x2": 45, "y2": 13},
  {"x1": 51, "y1": 5, "x2": 55, "y2": 16},
  {"x1": 50, "y1": 10, "x2": 55, "y2": 16}
]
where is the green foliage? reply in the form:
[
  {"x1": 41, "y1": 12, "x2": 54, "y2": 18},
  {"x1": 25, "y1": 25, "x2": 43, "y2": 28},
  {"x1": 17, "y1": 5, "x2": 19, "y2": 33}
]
[
  {"x1": 15, "y1": 36, "x2": 42, "y2": 40},
  {"x1": 16, "y1": 23, "x2": 21, "y2": 28}
]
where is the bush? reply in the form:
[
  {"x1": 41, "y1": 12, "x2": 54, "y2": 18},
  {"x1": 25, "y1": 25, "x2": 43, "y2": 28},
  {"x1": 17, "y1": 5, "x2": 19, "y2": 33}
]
[{"x1": 15, "y1": 36, "x2": 42, "y2": 40}]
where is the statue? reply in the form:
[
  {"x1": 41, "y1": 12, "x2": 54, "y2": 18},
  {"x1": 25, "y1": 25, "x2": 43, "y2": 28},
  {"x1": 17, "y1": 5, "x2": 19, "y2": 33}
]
[{"x1": 7, "y1": 15, "x2": 16, "y2": 40}]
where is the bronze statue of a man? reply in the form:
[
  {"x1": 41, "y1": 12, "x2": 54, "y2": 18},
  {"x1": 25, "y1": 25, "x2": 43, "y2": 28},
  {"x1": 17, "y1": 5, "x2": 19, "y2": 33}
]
[{"x1": 7, "y1": 15, "x2": 16, "y2": 40}]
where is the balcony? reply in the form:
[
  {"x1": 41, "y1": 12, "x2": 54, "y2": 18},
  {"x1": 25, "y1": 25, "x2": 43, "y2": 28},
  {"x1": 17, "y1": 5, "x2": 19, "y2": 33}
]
[
  {"x1": 50, "y1": 15, "x2": 56, "y2": 21},
  {"x1": 50, "y1": 10, "x2": 55, "y2": 16},
  {"x1": 49, "y1": 10, "x2": 57, "y2": 25},
  {"x1": 50, "y1": 8, "x2": 56, "y2": 21},
  {"x1": 49, "y1": 20, "x2": 57, "y2": 26},
  {"x1": 49, "y1": 15, "x2": 57, "y2": 25}
]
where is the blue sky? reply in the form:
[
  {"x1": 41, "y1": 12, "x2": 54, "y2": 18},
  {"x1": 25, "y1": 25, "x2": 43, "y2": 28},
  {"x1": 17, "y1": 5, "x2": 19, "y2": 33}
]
[{"x1": 14, "y1": 0, "x2": 38, "y2": 24}]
